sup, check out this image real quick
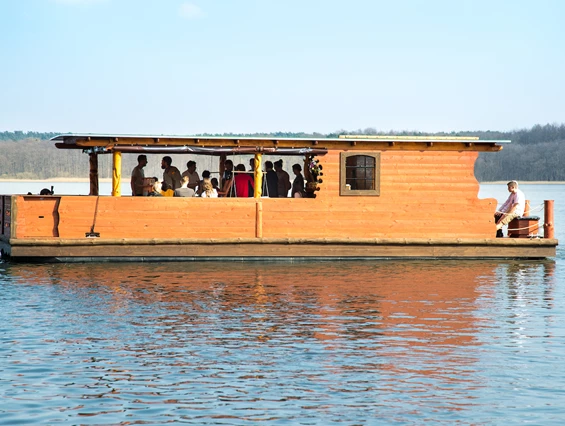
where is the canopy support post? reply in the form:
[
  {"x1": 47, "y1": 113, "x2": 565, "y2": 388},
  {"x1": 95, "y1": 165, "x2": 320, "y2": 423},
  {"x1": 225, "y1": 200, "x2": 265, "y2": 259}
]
[
  {"x1": 219, "y1": 154, "x2": 226, "y2": 180},
  {"x1": 254, "y1": 153, "x2": 262, "y2": 198},
  {"x1": 89, "y1": 153, "x2": 99, "y2": 196},
  {"x1": 112, "y1": 151, "x2": 122, "y2": 197}
]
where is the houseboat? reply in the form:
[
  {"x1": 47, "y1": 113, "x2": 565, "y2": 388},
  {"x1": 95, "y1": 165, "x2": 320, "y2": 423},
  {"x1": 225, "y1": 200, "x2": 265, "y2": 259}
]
[{"x1": 0, "y1": 134, "x2": 558, "y2": 262}]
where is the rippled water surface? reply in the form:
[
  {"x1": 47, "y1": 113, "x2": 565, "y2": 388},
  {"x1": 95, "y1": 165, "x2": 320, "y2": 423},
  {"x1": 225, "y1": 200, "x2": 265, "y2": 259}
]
[
  {"x1": 1, "y1": 259, "x2": 564, "y2": 425},
  {"x1": 2, "y1": 184, "x2": 565, "y2": 424}
]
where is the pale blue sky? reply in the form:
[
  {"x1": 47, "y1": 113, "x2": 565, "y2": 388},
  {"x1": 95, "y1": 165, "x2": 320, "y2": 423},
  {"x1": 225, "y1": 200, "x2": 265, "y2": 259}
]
[{"x1": 1, "y1": 0, "x2": 564, "y2": 134}]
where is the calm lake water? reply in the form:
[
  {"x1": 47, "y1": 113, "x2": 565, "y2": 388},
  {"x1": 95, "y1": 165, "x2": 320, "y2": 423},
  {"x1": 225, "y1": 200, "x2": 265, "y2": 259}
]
[{"x1": 1, "y1": 184, "x2": 564, "y2": 424}]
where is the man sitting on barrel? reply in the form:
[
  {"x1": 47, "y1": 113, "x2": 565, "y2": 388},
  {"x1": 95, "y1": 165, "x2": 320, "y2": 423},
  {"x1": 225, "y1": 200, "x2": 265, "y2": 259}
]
[{"x1": 495, "y1": 180, "x2": 525, "y2": 237}]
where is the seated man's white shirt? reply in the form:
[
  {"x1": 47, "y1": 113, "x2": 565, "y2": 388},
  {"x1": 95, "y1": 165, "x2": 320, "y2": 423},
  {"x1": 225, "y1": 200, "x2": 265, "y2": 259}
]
[{"x1": 500, "y1": 189, "x2": 526, "y2": 217}]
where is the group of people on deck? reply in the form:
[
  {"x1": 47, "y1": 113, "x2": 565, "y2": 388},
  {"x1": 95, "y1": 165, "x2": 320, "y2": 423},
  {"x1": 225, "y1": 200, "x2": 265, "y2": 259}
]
[
  {"x1": 133, "y1": 155, "x2": 527, "y2": 237},
  {"x1": 131, "y1": 155, "x2": 306, "y2": 199}
]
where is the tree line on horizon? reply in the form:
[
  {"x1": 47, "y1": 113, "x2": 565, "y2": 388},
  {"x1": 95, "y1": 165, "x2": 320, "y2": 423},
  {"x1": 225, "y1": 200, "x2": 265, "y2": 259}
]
[{"x1": 1, "y1": 123, "x2": 564, "y2": 181}]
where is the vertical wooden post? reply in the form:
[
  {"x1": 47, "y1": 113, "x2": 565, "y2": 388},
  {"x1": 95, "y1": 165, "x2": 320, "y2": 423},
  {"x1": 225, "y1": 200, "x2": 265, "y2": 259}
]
[
  {"x1": 89, "y1": 153, "x2": 99, "y2": 196},
  {"x1": 254, "y1": 153, "x2": 263, "y2": 238},
  {"x1": 544, "y1": 200, "x2": 554, "y2": 239},
  {"x1": 524, "y1": 200, "x2": 530, "y2": 217},
  {"x1": 254, "y1": 153, "x2": 262, "y2": 198},
  {"x1": 112, "y1": 151, "x2": 122, "y2": 197},
  {"x1": 9, "y1": 195, "x2": 16, "y2": 239}
]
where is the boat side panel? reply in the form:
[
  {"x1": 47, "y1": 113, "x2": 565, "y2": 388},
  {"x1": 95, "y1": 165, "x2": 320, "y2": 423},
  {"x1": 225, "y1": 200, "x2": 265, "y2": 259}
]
[
  {"x1": 11, "y1": 196, "x2": 60, "y2": 238},
  {"x1": 56, "y1": 197, "x2": 257, "y2": 239},
  {"x1": 11, "y1": 150, "x2": 497, "y2": 241},
  {"x1": 262, "y1": 150, "x2": 497, "y2": 239}
]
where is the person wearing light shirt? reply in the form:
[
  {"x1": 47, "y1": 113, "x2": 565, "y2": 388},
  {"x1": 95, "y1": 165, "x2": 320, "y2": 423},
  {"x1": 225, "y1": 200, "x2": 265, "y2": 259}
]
[
  {"x1": 495, "y1": 180, "x2": 526, "y2": 236},
  {"x1": 174, "y1": 176, "x2": 195, "y2": 197},
  {"x1": 181, "y1": 160, "x2": 200, "y2": 190},
  {"x1": 130, "y1": 154, "x2": 147, "y2": 196}
]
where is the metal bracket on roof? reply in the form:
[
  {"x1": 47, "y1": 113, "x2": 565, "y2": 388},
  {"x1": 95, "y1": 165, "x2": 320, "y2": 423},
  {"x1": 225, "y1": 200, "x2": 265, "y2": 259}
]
[{"x1": 82, "y1": 147, "x2": 108, "y2": 155}]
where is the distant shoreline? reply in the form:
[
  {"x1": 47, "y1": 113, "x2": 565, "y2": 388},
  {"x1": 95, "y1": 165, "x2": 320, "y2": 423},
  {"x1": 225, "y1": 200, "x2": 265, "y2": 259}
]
[{"x1": 1, "y1": 178, "x2": 564, "y2": 184}]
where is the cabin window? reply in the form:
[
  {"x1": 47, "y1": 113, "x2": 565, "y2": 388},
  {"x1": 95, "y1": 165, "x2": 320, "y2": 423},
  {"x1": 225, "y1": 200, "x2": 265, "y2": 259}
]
[{"x1": 340, "y1": 152, "x2": 380, "y2": 196}]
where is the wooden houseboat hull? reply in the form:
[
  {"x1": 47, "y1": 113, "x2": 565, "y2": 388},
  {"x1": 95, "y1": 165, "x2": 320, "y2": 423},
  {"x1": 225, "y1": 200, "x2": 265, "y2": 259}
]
[{"x1": 0, "y1": 134, "x2": 558, "y2": 262}]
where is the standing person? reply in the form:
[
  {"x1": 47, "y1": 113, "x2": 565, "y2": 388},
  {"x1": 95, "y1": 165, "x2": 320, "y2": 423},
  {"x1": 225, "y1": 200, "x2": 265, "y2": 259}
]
[
  {"x1": 234, "y1": 164, "x2": 254, "y2": 197},
  {"x1": 161, "y1": 156, "x2": 182, "y2": 191},
  {"x1": 247, "y1": 158, "x2": 255, "y2": 197},
  {"x1": 495, "y1": 180, "x2": 526, "y2": 237},
  {"x1": 274, "y1": 159, "x2": 291, "y2": 198},
  {"x1": 130, "y1": 154, "x2": 147, "y2": 196},
  {"x1": 291, "y1": 163, "x2": 305, "y2": 198},
  {"x1": 220, "y1": 159, "x2": 235, "y2": 197},
  {"x1": 222, "y1": 159, "x2": 234, "y2": 183},
  {"x1": 181, "y1": 160, "x2": 200, "y2": 190},
  {"x1": 263, "y1": 160, "x2": 279, "y2": 198}
]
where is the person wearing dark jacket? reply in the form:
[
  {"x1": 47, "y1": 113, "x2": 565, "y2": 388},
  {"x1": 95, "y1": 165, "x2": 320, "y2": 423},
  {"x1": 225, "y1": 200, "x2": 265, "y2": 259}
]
[{"x1": 263, "y1": 161, "x2": 279, "y2": 198}]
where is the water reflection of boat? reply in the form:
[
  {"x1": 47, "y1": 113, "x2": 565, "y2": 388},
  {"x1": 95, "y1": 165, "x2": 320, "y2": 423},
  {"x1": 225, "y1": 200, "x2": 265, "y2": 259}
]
[
  {"x1": 5, "y1": 260, "x2": 556, "y2": 380},
  {"x1": 1, "y1": 260, "x2": 558, "y2": 423},
  {"x1": 0, "y1": 134, "x2": 558, "y2": 261}
]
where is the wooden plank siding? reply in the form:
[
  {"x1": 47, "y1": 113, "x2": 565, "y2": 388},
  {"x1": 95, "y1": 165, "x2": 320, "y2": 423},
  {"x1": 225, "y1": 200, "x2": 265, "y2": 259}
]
[
  {"x1": 263, "y1": 150, "x2": 495, "y2": 239},
  {"x1": 12, "y1": 150, "x2": 497, "y2": 241},
  {"x1": 56, "y1": 197, "x2": 257, "y2": 239},
  {"x1": 12, "y1": 196, "x2": 59, "y2": 238}
]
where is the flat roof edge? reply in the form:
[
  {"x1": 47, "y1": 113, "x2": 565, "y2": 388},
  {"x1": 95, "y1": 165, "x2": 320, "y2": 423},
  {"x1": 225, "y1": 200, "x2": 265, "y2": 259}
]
[{"x1": 50, "y1": 133, "x2": 511, "y2": 144}]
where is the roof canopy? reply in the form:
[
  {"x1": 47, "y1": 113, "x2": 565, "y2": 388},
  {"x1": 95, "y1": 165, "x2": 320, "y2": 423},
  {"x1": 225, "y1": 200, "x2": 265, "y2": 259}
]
[{"x1": 51, "y1": 133, "x2": 509, "y2": 153}]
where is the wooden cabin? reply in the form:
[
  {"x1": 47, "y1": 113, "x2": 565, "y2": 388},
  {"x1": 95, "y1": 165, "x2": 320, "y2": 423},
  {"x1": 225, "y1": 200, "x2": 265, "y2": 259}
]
[{"x1": 0, "y1": 134, "x2": 558, "y2": 261}]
